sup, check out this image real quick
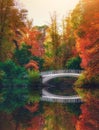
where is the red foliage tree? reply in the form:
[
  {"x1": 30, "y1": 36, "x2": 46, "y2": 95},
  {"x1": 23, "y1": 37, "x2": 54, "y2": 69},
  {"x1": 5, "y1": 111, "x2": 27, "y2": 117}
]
[
  {"x1": 22, "y1": 27, "x2": 44, "y2": 57},
  {"x1": 76, "y1": 0, "x2": 99, "y2": 77}
]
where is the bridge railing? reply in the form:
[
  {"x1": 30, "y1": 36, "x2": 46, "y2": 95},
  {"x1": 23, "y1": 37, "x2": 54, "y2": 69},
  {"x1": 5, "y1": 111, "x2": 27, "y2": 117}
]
[
  {"x1": 41, "y1": 69, "x2": 83, "y2": 75},
  {"x1": 41, "y1": 95, "x2": 82, "y2": 103}
]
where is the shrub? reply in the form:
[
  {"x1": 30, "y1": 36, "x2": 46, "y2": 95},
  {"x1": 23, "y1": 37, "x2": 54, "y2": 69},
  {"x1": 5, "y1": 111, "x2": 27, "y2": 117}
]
[
  {"x1": 66, "y1": 56, "x2": 82, "y2": 70},
  {"x1": 28, "y1": 70, "x2": 42, "y2": 92},
  {"x1": 0, "y1": 60, "x2": 29, "y2": 113},
  {"x1": 0, "y1": 60, "x2": 42, "y2": 113},
  {"x1": 74, "y1": 73, "x2": 99, "y2": 98}
]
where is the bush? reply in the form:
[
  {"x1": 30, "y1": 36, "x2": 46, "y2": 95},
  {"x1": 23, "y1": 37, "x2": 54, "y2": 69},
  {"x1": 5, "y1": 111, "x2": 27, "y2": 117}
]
[
  {"x1": 75, "y1": 73, "x2": 99, "y2": 89},
  {"x1": 74, "y1": 73, "x2": 86, "y2": 88},
  {"x1": 66, "y1": 56, "x2": 82, "y2": 70},
  {"x1": 0, "y1": 60, "x2": 29, "y2": 113},
  {"x1": 28, "y1": 70, "x2": 42, "y2": 92},
  {"x1": 74, "y1": 73, "x2": 99, "y2": 98},
  {"x1": 0, "y1": 60, "x2": 29, "y2": 87},
  {"x1": 0, "y1": 60, "x2": 42, "y2": 113}
]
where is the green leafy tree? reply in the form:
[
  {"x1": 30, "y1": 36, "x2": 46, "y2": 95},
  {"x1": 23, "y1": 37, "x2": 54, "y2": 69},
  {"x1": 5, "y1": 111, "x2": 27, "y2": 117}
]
[{"x1": 13, "y1": 44, "x2": 31, "y2": 66}]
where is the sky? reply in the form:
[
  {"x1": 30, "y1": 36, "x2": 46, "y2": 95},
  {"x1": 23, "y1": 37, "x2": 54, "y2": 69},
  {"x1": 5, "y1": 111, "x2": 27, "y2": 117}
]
[{"x1": 19, "y1": 0, "x2": 80, "y2": 26}]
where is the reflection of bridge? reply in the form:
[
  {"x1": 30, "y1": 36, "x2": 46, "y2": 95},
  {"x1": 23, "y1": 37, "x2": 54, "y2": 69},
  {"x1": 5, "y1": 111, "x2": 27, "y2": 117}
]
[{"x1": 40, "y1": 70, "x2": 83, "y2": 103}]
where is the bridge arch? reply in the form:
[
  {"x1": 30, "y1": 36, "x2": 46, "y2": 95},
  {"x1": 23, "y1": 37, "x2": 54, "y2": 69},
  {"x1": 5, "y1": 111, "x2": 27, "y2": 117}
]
[
  {"x1": 40, "y1": 70, "x2": 83, "y2": 103},
  {"x1": 42, "y1": 73, "x2": 80, "y2": 84}
]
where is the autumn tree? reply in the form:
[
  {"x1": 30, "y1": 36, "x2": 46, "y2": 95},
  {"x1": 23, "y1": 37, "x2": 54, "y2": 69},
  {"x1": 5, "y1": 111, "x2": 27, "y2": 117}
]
[
  {"x1": 43, "y1": 26, "x2": 54, "y2": 70},
  {"x1": 13, "y1": 44, "x2": 44, "y2": 70},
  {"x1": 22, "y1": 26, "x2": 44, "y2": 57},
  {"x1": 61, "y1": 17, "x2": 76, "y2": 68},
  {"x1": 43, "y1": 9, "x2": 82, "y2": 70},
  {"x1": 75, "y1": 0, "x2": 99, "y2": 77},
  {"x1": 44, "y1": 13, "x2": 63, "y2": 70},
  {"x1": 60, "y1": 18, "x2": 71, "y2": 67},
  {"x1": 61, "y1": 2, "x2": 83, "y2": 68},
  {"x1": 0, "y1": 0, "x2": 27, "y2": 61},
  {"x1": 17, "y1": 24, "x2": 45, "y2": 70}
]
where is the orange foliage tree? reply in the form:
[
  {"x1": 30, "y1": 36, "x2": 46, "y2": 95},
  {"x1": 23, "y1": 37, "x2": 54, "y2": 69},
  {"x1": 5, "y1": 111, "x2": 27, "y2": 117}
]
[
  {"x1": 22, "y1": 27, "x2": 44, "y2": 57},
  {"x1": 75, "y1": 0, "x2": 99, "y2": 77}
]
